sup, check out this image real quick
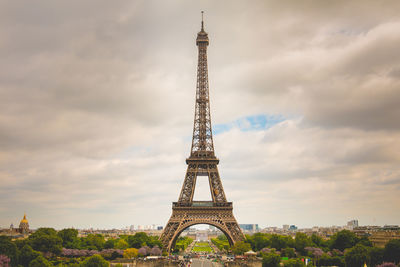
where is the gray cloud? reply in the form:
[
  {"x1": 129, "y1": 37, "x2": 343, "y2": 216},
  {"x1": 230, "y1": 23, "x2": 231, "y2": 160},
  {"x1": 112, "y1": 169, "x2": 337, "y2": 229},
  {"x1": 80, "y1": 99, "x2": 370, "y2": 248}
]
[{"x1": 0, "y1": 0, "x2": 399, "y2": 229}]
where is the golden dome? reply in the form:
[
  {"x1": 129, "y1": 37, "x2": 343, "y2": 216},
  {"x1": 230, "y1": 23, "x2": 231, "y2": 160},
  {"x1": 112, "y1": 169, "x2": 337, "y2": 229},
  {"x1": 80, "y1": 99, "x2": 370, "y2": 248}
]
[{"x1": 20, "y1": 214, "x2": 28, "y2": 224}]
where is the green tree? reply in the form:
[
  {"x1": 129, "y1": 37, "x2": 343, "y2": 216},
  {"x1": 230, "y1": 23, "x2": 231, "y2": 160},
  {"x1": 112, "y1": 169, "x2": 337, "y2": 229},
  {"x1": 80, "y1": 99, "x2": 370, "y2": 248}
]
[
  {"x1": 281, "y1": 247, "x2": 296, "y2": 258},
  {"x1": 148, "y1": 235, "x2": 162, "y2": 248},
  {"x1": 358, "y1": 236, "x2": 373, "y2": 247},
  {"x1": 262, "y1": 252, "x2": 281, "y2": 267},
  {"x1": 283, "y1": 258, "x2": 305, "y2": 267},
  {"x1": 345, "y1": 244, "x2": 370, "y2": 267},
  {"x1": 232, "y1": 241, "x2": 251, "y2": 255},
  {"x1": 384, "y1": 239, "x2": 400, "y2": 264},
  {"x1": 174, "y1": 236, "x2": 193, "y2": 252},
  {"x1": 30, "y1": 227, "x2": 58, "y2": 237},
  {"x1": 0, "y1": 236, "x2": 18, "y2": 266},
  {"x1": 57, "y1": 229, "x2": 79, "y2": 249},
  {"x1": 218, "y1": 234, "x2": 228, "y2": 241},
  {"x1": 295, "y1": 232, "x2": 312, "y2": 255},
  {"x1": 369, "y1": 247, "x2": 384, "y2": 267},
  {"x1": 28, "y1": 255, "x2": 53, "y2": 267},
  {"x1": 114, "y1": 239, "x2": 129, "y2": 250},
  {"x1": 318, "y1": 254, "x2": 345, "y2": 267},
  {"x1": 270, "y1": 234, "x2": 292, "y2": 250},
  {"x1": 248, "y1": 233, "x2": 270, "y2": 251},
  {"x1": 81, "y1": 234, "x2": 105, "y2": 250},
  {"x1": 127, "y1": 232, "x2": 150, "y2": 248},
  {"x1": 330, "y1": 230, "x2": 359, "y2": 251},
  {"x1": 123, "y1": 248, "x2": 138, "y2": 258},
  {"x1": 79, "y1": 254, "x2": 109, "y2": 267},
  {"x1": 104, "y1": 239, "x2": 115, "y2": 249},
  {"x1": 28, "y1": 228, "x2": 63, "y2": 255},
  {"x1": 311, "y1": 234, "x2": 326, "y2": 248},
  {"x1": 19, "y1": 244, "x2": 41, "y2": 267},
  {"x1": 14, "y1": 239, "x2": 29, "y2": 250},
  {"x1": 211, "y1": 235, "x2": 230, "y2": 252}
]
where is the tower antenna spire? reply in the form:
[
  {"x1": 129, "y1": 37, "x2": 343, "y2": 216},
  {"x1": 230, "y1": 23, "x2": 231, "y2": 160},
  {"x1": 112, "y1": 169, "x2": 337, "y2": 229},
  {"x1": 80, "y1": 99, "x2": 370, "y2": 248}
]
[{"x1": 201, "y1": 11, "x2": 204, "y2": 31}]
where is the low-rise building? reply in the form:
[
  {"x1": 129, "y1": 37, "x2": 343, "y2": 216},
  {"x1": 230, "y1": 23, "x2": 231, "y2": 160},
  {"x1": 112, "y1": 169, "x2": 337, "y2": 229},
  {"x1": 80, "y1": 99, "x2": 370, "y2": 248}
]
[{"x1": 353, "y1": 225, "x2": 400, "y2": 247}]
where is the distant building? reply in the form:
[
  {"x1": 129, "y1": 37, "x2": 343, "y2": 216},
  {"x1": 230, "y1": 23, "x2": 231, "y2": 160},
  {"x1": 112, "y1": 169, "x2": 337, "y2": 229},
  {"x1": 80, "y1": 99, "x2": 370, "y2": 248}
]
[
  {"x1": 312, "y1": 226, "x2": 319, "y2": 232},
  {"x1": 157, "y1": 226, "x2": 163, "y2": 230},
  {"x1": 353, "y1": 225, "x2": 400, "y2": 247},
  {"x1": 19, "y1": 214, "x2": 29, "y2": 234},
  {"x1": 0, "y1": 214, "x2": 30, "y2": 237},
  {"x1": 263, "y1": 227, "x2": 278, "y2": 232},
  {"x1": 283, "y1": 225, "x2": 289, "y2": 230},
  {"x1": 239, "y1": 224, "x2": 259, "y2": 232},
  {"x1": 289, "y1": 225, "x2": 297, "y2": 231},
  {"x1": 196, "y1": 231, "x2": 208, "y2": 241},
  {"x1": 347, "y1": 220, "x2": 358, "y2": 229}
]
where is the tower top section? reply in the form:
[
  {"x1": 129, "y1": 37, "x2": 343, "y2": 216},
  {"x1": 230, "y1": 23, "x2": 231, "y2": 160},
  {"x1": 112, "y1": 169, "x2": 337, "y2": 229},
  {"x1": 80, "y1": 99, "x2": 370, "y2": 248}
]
[
  {"x1": 196, "y1": 11, "x2": 209, "y2": 46},
  {"x1": 190, "y1": 11, "x2": 214, "y2": 159}
]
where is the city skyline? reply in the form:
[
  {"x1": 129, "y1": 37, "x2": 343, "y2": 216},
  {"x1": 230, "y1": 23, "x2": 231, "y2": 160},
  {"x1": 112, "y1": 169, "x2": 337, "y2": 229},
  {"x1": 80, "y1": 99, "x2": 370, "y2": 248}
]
[{"x1": 1, "y1": 1, "x2": 400, "y2": 230}]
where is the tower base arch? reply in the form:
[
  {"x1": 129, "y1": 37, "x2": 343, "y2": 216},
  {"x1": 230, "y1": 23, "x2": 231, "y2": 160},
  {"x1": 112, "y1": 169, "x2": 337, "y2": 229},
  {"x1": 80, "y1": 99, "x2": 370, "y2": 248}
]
[{"x1": 160, "y1": 202, "x2": 244, "y2": 252}]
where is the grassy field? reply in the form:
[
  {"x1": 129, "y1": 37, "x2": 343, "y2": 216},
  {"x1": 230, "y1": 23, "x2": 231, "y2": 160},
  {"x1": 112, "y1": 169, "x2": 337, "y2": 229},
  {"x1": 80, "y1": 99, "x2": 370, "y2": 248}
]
[
  {"x1": 191, "y1": 242, "x2": 214, "y2": 253},
  {"x1": 195, "y1": 242, "x2": 210, "y2": 247}
]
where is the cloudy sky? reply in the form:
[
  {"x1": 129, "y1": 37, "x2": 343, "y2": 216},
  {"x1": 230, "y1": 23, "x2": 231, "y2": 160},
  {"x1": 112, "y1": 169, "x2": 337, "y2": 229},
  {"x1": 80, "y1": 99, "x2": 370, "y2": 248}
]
[{"x1": 1, "y1": 1, "x2": 400, "y2": 230}]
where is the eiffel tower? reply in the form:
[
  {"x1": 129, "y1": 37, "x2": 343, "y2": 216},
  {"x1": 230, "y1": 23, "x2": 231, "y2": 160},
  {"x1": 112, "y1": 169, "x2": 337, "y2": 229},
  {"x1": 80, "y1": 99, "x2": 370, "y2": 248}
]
[{"x1": 160, "y1": 12, "x2": 245, "y2": 252}]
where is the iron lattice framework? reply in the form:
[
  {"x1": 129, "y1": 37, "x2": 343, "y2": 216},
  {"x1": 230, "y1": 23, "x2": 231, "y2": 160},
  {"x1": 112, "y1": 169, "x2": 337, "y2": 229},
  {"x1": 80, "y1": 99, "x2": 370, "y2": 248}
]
[{"x1": 160, "y1": 14, "x2": 245, "y2": 252}]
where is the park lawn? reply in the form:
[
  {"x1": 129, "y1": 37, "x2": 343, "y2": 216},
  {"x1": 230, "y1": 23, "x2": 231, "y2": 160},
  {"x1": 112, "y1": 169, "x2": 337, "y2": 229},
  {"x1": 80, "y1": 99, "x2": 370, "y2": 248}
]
[
  {"x1": 192, "y1": 246, "x2": 213, "y2": 252},
  {"x1": 195, "y1": 242, "x2": 210, "y2": 247},
  {"x1": 192, "y1": 242, "x2": 214, "y2": 252}
]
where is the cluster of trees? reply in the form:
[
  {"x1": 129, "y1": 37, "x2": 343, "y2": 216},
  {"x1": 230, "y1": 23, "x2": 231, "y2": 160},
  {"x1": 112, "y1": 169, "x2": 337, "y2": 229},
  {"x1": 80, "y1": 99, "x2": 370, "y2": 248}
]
[
  {"x1": 61, "y1": 248, "x2": 123, "y2": 258},
  {"x1": 243, "y1": 231, "x2": 400, "y2": 267},
  {"x1": 174, "y1": 236, "x2": 193, "y2": 252},
  {"x1": 211, "y1": 235, "x2": 255, "y2": 255},
  {"x1": 211, "y1": 235, "x2": 231, "y2": 252},
  {"x1": 0, "y1": 228, "x2": 163, "y2": 266},
  {"x1": 231, "y1": 241, "x2": 252, "y2": 255},
  {"x1": 2, "y1": 226, "x2": 399, "y2": 267},
  {"x1": 122, "y1": 246, "x2": 162, "y2": 258},
  {"x1": 211, "y1": 230, "x2": 400, "y2": 267},
  {"x1": 58, "y1": 229, "x2": 161, "y2": 251},
  {"x1": 0, "y1": 229, "x2": 62, "y2": 267}
]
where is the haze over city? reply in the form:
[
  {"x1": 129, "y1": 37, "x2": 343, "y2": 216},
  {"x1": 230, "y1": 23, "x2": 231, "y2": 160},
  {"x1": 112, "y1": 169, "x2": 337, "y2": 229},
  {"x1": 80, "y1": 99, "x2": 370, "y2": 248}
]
[{"x1": 1, "y1": 0, "x2": 400, "y2": 230}]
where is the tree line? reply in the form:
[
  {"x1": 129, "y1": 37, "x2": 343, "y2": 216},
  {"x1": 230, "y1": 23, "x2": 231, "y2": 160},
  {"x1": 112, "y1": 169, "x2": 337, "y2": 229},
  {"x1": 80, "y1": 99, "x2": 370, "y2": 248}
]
[
  {"x1": 1, "y1": 227, "x2": 399, "y2": 267},
  {"x1": 0, "y1": 228, "x2": 163, "y2": 266},
  {"x1": 215, "y1": 230, "x2": 400, "y2": 267}
]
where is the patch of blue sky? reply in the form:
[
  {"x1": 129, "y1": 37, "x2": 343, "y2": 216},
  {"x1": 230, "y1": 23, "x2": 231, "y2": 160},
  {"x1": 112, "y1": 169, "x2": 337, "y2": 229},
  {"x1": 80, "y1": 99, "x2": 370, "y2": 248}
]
[
  {"x1": 213, "y1": 123, "x2": 234, "y2": 135},
  {"x1": 213, "y1": 114, "x2": 285, "y2": 135}
]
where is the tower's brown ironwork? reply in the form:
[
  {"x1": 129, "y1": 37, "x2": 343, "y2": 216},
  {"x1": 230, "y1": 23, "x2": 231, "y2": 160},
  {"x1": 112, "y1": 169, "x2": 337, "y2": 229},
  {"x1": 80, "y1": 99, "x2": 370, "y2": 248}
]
[{"x1": 160, "y1": 13, "x2": 244, "y2": 252}]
